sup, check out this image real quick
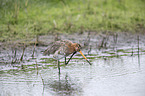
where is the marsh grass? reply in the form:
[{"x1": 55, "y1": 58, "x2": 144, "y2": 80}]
[{"x1": 0, "y1": 0, "x2": 145, "y2": 42}]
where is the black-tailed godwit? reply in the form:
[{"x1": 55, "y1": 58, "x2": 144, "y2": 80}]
[{"x1": 43, "y1": 40, "x2": 91, "y2": 74}]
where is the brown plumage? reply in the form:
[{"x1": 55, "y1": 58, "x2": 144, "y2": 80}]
[
  {"x1": 43, "y1": 40, "x2": 91, "y2": 74},
  {"x1": 43, "y1": 40, "x2": 81, "y2": 59}
]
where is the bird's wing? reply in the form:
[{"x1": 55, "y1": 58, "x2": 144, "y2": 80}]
[{"x1": 43, "y1": 40, "x2": 65, "y2": 55}]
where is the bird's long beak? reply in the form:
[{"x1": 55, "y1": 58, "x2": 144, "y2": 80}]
[{"x1": 79, "y1": 51, "x2": 92, "y2": 65}]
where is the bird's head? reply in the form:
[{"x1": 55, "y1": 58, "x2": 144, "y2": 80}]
[
  {"x1": 73, "y1": 43, "x2": 82, "y2": 52},
  {"x1": 73, "y1": 43, "x2": 92, "y2": 65}
]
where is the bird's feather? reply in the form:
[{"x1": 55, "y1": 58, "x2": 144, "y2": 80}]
[{"x1": 43, "y1": 40, "x2": 72, "y2": 56}]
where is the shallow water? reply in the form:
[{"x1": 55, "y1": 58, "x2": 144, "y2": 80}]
[{"x1": 0, "y1": 33, "x2": 145, "y2": 96}]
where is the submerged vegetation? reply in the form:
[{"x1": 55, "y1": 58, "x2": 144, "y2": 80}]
[{"x1": 0, "y1": 0, "x2": 145, "y2": 41}]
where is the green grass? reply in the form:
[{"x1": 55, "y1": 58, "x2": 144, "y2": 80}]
[{"x1": 0, "y1": 0, "x2": 145, "y2": 42}]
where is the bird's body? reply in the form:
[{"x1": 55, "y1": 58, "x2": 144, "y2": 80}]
[
  {"x1": 43, "y1": 40, "x2": 78, "y2": 59},
  {"x1": 43, "y1": 40, "x2": 91, "y2": 74}
]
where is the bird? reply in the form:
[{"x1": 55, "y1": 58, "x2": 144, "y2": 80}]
[{"x1": 43, "y1": 40, "x2": 92, "y2": 74}]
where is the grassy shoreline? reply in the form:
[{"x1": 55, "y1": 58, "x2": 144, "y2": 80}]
[{"x1": 0, "y1": 0, "x2": 145, "y2": 42}]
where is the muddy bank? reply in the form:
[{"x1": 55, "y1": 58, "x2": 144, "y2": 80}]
[
  {"x1": 0, "y1": 32, "x2": 145, "y2": 50},
  {"x1": 0, "y1": 32, "x2": 145, "y2": 65}
]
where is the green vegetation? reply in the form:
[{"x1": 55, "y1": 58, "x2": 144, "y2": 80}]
[{"x1": 0, "y1": 0, "x2": 145, "y2": 41}]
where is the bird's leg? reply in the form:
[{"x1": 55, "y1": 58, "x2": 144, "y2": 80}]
[
  {"x1": 65, "y1": 57, "x2": 67, "y2": 64},
  {"x1": 57, "y1": 60, "x2": 60, "y2": 74},
  {"x1": 65, "y1": 51, "x2": 77, "y2": 65}
]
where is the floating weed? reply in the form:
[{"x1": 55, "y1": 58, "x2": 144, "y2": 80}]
[
  {"x1": 39, "y1": 61, "x2": 50, "y2": 64},
  {"x1": 86, "y1": 57, "x2": 96, "y2": 59},
  {"x1": 0, "y1": 70, "x2": 6, "y2": 74},
  {"x1": 42, "y1": 64, "x2": 56, "y2": 69},
  {"x1": 141, "y1": 50, "x2": 145, "y2": 52},
  {"x1": 28, "y1": 57, "x2": 37, "y2": 60},
  {"x1": 39, "y1": 58, "x2": 55, "y2": 63},
  {"x1": 120, "y1": 54, "x2": 129, "y2": 57},
  {"x1": 7, "y1": 69, "x2": 21, "y2": 75},
  {"x1": 117, "y1": 49, "x2": 126, "y2": 53},
  {"x1": 71, "y1": 57, "x2": 84, "y2": 60},
  {"x1": 123, "y1": 51, "x2": 133, "y2": 53},
  {"x1": 102, "y1": 51, "x2": 115, "y2": 54},
  {"x1": 97, "y1": 56, "x2": 102, "y2": 58},
  {"x1": 40, "y1": 58, "x2": 50, "y2": 60},
  {"x1": 85, "y1": 54, "x2": 98, "y2": 56},
  {"x1": 108, "y1": 52, "x2": 116, "y2": 55},
  {"x1": 104, "y1": 55, "x2": 120, "y2": 58}
]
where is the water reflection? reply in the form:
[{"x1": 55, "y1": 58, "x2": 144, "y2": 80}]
[{"x1": 43, "y1": 73, "x2": 82, "y2": 96}]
